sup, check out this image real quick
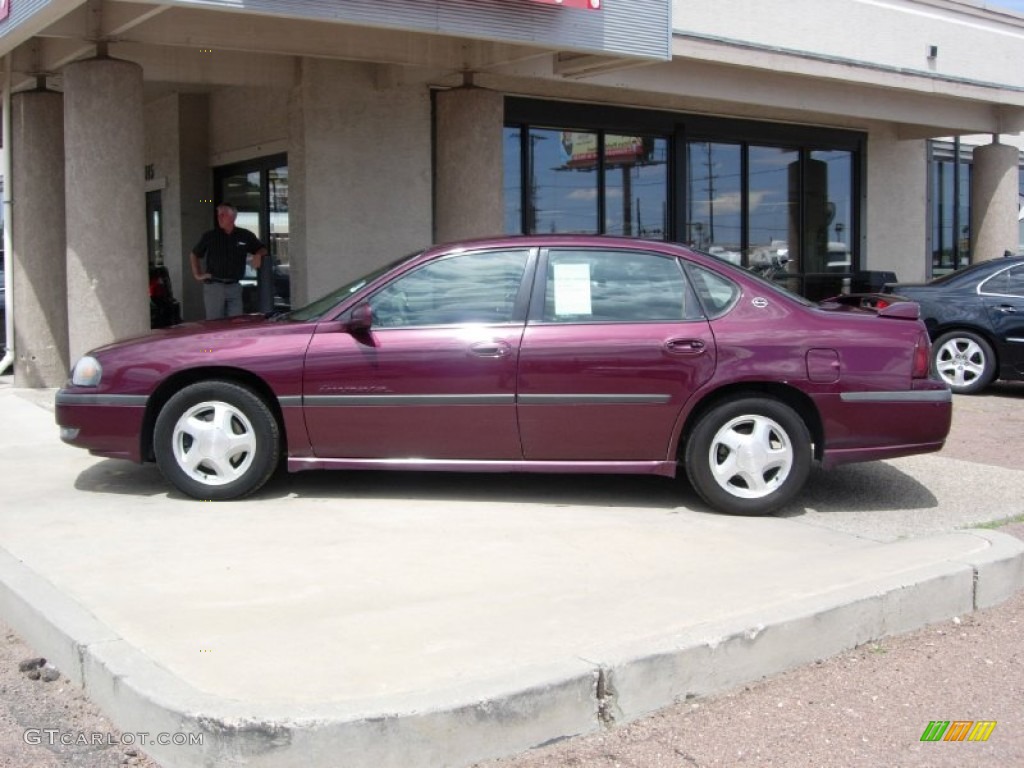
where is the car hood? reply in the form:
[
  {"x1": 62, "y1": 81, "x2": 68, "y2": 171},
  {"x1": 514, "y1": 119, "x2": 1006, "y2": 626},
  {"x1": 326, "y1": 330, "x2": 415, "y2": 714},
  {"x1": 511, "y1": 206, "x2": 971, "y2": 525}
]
[{"x1": 86, "y1": 313, "x2": 276, "y2": 356}]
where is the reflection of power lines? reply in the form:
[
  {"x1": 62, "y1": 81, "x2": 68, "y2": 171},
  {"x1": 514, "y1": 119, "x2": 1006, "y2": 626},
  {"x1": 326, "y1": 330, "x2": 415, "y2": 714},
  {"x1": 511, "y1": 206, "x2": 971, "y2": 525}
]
[
  {"x1": 525, "y1": 134, "x2": 547, "y2": 234},
  {"x1": 706, "y1": 143, "x2": 715, "y2": 244}
]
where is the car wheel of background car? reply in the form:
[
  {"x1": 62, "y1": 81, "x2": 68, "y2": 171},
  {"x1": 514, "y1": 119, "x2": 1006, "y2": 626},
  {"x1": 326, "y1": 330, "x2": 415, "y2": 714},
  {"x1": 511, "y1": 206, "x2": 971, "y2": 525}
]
[
  {"x1": 931, "y1": 330, "x2": 996, "y2": 395},
  {"x1": 153, "y1": 381, "x2": 280, "y2": 500},
  {"x1": 684, "y1": 397, "x2": 812, "y2": 516}
]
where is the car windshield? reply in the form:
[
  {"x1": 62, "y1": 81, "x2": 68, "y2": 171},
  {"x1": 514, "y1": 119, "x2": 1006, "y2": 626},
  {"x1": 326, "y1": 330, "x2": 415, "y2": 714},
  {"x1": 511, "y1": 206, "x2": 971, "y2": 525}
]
[
  {"x1": 282, "y1": 251, "x2": 422, "y2": 322},
  {"x1": 699, "y1": 249, "x2": 815, "y2": 307}
]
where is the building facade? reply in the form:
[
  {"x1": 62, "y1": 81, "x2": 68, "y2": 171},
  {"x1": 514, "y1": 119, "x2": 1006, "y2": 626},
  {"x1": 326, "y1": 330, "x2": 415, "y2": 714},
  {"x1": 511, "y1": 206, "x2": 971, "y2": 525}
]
[{"x1": 1, "y1": 0, "x2": 1023, "y2": 386}]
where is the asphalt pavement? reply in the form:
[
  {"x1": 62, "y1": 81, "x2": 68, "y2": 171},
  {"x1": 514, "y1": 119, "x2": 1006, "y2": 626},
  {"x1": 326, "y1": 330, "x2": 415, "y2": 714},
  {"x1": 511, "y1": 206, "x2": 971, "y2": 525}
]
[{"x1": 0, "y1": 377, "x2": 1021, "y2": 768}]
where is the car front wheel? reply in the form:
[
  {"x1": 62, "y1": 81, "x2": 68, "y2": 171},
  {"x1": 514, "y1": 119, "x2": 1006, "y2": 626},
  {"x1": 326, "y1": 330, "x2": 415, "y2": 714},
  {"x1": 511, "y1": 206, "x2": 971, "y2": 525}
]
[
  {"x1": 684, "y1": 397, "x2": 812, "y2": 516},
  {"x1": 931, "y1": 331, "x2": 996, "y2": 394},
  {"x1": 154, "y1": 381, "x2": 280, "y2": 500}
]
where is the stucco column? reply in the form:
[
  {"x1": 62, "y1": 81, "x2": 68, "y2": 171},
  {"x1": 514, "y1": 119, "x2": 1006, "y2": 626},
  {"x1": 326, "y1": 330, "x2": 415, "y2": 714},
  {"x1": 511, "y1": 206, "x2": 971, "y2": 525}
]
[
  {"x1": 971, "y1": 138, "x2": 1019, "y2": 262},
  {"x1": 64, "y1": 57, "x2": 149, "y2": 362},
  {"x1": 11, "y1": 89, "x2": 69, "y2": 387},
  {"x1": 434, "y1": 86, "x2": 504, "y2": 243}
]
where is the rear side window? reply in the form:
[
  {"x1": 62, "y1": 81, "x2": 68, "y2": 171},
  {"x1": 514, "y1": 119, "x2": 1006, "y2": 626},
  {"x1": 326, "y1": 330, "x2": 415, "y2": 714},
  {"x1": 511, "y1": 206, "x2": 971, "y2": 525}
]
[
  {"x1": 540, "y1": 249, "x2": 700, "y2": 323},
  {"x1": 370, "y1": 249, "x2": 529, "y2": 327},
  {"x1": 687, "y1": 264, "x2": 741, "y2": 318},
  {"x1": 981, "y1": 265, "x2": 1024, "y2": 297}
]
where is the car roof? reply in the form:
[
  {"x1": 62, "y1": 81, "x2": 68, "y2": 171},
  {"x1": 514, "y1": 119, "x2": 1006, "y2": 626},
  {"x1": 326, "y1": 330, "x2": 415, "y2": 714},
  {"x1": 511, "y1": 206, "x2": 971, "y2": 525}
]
[{"x1": 426, "y1": 234, "x2": 684, "y2": 251}]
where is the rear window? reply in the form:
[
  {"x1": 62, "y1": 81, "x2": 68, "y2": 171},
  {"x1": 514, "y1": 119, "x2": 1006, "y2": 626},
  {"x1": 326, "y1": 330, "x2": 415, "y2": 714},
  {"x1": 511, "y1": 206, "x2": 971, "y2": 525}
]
[{"x1": 686, "y1": 264, "x2": 741, "y2": 318}]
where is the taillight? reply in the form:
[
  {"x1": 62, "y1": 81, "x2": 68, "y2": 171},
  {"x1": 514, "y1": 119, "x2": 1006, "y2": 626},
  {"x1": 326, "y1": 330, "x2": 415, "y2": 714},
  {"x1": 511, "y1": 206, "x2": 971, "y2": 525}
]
[
  {"x1": 874, "y1": 298, "x2": 891, "y2": 309},
  {"x1": 149, "y1": 275, "x2": 166, "y2": 299},
  {"x1": 912, "y1": 331, "x2": 931, "y2": 379}
]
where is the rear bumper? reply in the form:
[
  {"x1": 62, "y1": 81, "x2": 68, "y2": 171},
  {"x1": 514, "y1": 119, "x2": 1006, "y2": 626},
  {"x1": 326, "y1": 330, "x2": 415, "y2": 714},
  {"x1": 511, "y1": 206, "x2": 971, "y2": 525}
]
[
  {"x1": 55, "y1": 391, "x2": 148, "y2": 463},
  {"x1": 816, "y1": 385, "x2": 952, "y2": 470}
]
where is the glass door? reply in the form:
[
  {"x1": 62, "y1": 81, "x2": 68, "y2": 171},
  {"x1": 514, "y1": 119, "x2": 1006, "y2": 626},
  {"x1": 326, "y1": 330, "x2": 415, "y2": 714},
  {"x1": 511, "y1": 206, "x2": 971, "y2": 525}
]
[
  {"x1": 214, "y1": 154, "x2": 289, "y2": 313},
  {"x1": 145, "y1": 190, "x2": 163, "y2": 267}
]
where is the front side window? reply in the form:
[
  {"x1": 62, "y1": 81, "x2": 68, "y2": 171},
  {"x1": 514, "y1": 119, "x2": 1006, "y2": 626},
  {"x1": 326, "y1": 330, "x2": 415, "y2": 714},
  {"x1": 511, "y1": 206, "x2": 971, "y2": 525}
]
[
  {"x1": 541, "y1": 249, "x2": 697, "y2": 323},
  {"x1": 370, "y1": 250, "x2": 529, "y2": 327}
]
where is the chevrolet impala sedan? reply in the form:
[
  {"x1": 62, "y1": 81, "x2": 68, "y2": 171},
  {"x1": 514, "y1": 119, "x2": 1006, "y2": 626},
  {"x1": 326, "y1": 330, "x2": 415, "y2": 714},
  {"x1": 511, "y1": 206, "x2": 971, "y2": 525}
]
[{"x1": 56, "y1": 236, "x2": 952, "y2": 516}]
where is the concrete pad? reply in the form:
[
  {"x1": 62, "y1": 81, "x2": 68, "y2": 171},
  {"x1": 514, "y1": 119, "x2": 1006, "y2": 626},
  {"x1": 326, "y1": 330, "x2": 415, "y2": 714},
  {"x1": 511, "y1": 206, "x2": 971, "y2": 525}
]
[{"x1": 0, "y1": 382, "x2": 1022, "y2": 767}]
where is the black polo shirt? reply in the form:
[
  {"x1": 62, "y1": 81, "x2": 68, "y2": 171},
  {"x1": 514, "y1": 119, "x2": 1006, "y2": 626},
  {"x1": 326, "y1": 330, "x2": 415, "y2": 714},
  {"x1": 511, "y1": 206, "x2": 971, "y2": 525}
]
[{"x1": 192, "y1": 227, "x2": 265, "y2": 282}]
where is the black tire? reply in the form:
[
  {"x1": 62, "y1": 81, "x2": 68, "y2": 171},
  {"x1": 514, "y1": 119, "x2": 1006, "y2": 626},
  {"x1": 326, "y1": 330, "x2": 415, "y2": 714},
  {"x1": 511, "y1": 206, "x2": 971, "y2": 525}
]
[
  {"x1": 684, "y1": 397, "x2": 812, "y2": 516},
  {"x1": 931, "y1": 330, "x2": 996, "y2": 395},
  {"x1": 153, "y1": 380, "x2": 280, "y2": 500}
]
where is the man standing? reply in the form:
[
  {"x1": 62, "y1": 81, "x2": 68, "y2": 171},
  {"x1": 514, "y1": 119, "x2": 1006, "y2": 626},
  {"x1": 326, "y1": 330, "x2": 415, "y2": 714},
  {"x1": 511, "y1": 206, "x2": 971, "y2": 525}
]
[{"x1": 189, "y1": 203, "x2": 268, "y2": 319}]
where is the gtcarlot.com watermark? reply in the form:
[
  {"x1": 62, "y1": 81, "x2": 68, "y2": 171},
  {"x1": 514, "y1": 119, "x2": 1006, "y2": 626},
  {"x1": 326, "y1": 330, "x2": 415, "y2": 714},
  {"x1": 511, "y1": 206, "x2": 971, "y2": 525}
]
[{"x1": 24, "y1": 729, "x2": 203, "y2": 747}]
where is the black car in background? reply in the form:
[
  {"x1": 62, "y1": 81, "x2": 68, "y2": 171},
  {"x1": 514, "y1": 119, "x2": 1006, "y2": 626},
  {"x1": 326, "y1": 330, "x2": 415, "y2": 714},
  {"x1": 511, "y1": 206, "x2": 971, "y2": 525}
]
[
  {"x1": 149, "y1": 265, "x2": 181, "y2": 329},
  {"x1": 881, "y1": 255, "x2": 1024, "y2": 394}
]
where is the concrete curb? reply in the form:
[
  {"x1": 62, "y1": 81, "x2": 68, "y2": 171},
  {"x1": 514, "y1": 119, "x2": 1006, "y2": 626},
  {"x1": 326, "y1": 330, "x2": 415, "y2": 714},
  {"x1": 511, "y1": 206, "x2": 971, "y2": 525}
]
[{"x1": 2, "y1": 529, "x2": 1022, "y2": 768}]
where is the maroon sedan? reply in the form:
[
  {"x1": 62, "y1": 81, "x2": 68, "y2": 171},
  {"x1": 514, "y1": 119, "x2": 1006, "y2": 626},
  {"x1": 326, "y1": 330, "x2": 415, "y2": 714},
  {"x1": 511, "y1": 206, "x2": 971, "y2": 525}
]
[{"x1": 56, "y1": 236, "x2": 951, "y2": 516}]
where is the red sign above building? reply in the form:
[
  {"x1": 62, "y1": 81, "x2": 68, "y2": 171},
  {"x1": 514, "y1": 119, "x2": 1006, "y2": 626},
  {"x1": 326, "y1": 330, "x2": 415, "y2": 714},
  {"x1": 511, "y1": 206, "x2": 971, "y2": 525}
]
[{"x1": 529, "y1": 0, "x2": 602, "y2": 10}]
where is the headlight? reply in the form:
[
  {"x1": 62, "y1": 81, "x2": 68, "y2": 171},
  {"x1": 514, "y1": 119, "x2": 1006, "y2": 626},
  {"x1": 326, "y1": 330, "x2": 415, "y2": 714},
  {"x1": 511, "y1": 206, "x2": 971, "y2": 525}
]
[{"x1": 71, "y1": 356, "x2": 103, "y2": 387}]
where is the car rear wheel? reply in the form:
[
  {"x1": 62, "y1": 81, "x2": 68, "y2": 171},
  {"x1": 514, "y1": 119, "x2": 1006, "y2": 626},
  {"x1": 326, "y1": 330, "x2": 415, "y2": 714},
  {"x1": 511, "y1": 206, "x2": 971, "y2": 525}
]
[
  {"x1": 931, "y1": 331, "x2": 996, "y2": 395},
  {"x1": 684, "y1": 397, "x2": 811, "y2": 516},
  {"x1": 154, "y1": 381, "x2": 280, "y2": 500}
]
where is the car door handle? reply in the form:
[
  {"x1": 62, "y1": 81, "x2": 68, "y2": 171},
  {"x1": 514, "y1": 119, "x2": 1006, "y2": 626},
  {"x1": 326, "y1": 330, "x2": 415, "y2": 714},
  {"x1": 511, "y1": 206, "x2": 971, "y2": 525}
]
[
  {"x1": 469, "y1": 341, "x2": 512, "y2": 358},
  {"x1": 664, "y1": 338, "x2": 706, "y2": 355},
  {"x1": 995, "y1": 305, "x2": 1018, "y2": 313}
]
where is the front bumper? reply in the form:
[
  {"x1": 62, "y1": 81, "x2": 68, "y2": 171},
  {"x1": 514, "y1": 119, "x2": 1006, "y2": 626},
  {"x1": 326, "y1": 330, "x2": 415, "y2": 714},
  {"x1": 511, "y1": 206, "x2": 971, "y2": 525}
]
[{"x1": 55, "y1": 390, "x2": 149, "y2": 463}]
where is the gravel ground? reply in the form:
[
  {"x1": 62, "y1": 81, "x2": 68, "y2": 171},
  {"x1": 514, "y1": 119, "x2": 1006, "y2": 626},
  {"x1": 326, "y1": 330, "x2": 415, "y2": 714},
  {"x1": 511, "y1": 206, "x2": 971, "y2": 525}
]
[{"x1": 0, "y1": 385, "x2": 1021, "y2": 768}]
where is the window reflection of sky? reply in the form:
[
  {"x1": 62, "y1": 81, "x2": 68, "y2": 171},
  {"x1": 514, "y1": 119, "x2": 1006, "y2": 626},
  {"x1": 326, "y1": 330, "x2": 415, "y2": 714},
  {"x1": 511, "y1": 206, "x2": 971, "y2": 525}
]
[
  {"x1": 687, "y1": 144, "x2": 852, "y2": 266},
  {"x1": 505, "y1": 124, "x2": 855, "y2": 269},
  {"x1": 504, "y1": 128, "x2": 668, "y2": 238}
]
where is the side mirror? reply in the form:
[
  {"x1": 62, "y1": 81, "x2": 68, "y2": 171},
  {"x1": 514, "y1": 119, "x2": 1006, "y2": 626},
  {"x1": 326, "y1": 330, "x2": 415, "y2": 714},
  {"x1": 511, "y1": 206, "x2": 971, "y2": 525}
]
[{"x1": 346, "y1": 302, "x2": 374, "y2": 333}]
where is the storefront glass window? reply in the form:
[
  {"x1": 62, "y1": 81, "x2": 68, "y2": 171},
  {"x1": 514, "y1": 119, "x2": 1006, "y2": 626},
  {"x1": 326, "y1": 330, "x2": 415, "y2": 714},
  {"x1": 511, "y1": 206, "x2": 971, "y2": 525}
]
[
  {"x1": 504, "y1": 126, "x2": 668, "y2": 238},
  {"x1": 528, "y1": 128, "x2": 599, "y2": 234},
  {"x1": 503, "y1": 127, "x2": 523, "y2": 234},
  {"x1": 1018, "y1": 175, "x2": 1024, "y2": 256},
  {"x1": 268, "y1": 166, "x2": 289, "y2": 266},
  {"x1": 929, "y1": 143, "x2": 971, "y2": 277},
  {"x1": 685, "y1": 142, "x2": 741, "y2": 262},
  {"x1": 504, "y1": 101, "x2": 862, "y2": 299},
  {"x1": 604, "y1": 136, "x2": 668, "y2": 239},
  {"x1": 746, "y1": 146, "x2": 798, "y2": 274},
  {"x1": 807, "y1": 150, "x2": 852, "y2": 275}
]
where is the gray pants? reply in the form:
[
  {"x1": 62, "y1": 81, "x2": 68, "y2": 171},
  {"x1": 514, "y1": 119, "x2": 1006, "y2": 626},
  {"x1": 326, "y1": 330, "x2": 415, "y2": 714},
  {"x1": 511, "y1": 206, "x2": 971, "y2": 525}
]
[{"x1": 202, "y1": 281, "x2": 243, "y2": 319}]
